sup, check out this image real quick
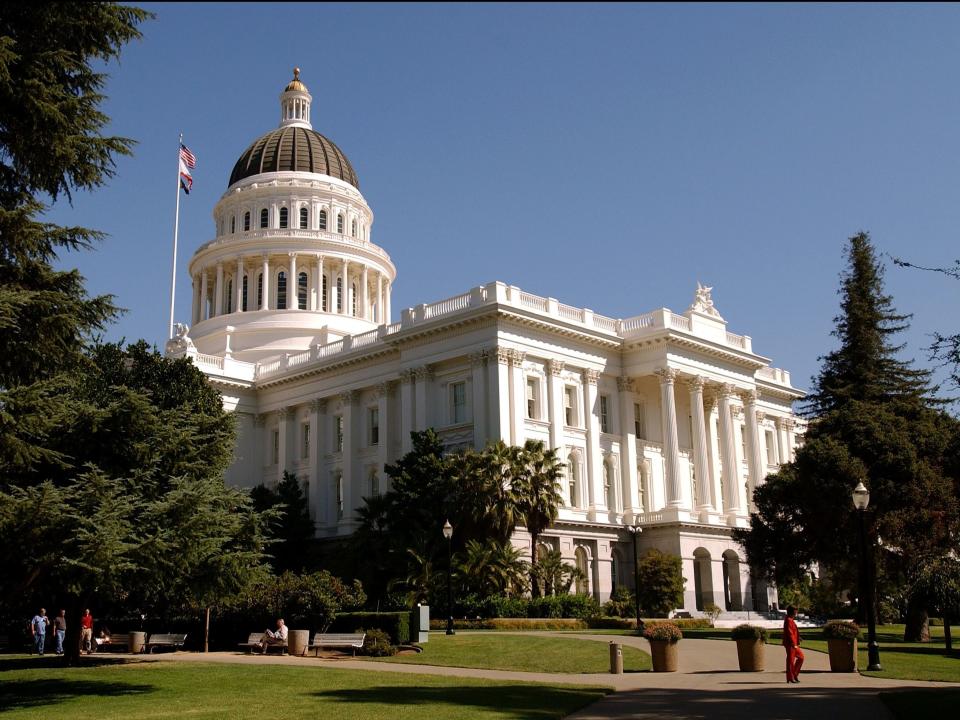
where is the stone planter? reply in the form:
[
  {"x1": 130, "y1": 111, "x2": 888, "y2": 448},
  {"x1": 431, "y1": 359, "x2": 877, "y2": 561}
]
[
  {"x1": 735, "y1": 638, "x2": 766, "y2": 672},
  {"x1": 288, "y1": 629, "x2": 309, "y2": 657},
  {"x1": 649, "y1": 639, "x2": 679, "y2": 672},
  {"x1": 129, "y1": 631, "x2": 146, "y2": 654},
  {"x1": 827, "y1": 638, "x2": 857, "y2": 672}
]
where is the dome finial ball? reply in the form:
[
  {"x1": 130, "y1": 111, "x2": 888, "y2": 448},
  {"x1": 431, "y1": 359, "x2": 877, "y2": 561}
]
[{"x1": 293, "y1": 67, "x2": 300, "y2": 80}]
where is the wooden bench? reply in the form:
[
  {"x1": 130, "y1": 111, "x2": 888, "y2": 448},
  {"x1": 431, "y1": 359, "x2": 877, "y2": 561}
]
[
  {"x1": 144, "y1": 633, "x2": 187, "y2": 653},
  {"x1": 308, "y1": 632, "x2": 366, "y2": 656},
  {"x1": 96, "y1": 633, "x2": 130, "y2": 653},
  {"x1": 238, "y1": 632, "x2": 287, "y2": 655}
]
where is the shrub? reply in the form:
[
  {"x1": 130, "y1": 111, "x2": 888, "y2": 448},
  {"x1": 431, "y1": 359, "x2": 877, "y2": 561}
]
[
  {"x1": 603, "y1": 587, "x2": 636, "y2": 618},
  {"x1": 930, "y1": 617, "x2": 944, "y2": 627},
  {"x1": 490, "y1": 618, "x2": 587, "y2": 631},
  {"x1": 358, "y1": 628, "x2": 396, "y2": 657},
  {"x1": 485, "y1": 595, "x2": 529, "y2": 619},
  {"x1": 430, "y1": 618, "x2": 493, "y2": 630},
  {"x1": 672, "y1": 618, "x2": 711, "y2": 629},
  {"x1": 822, "y1": 620, "x2": 860, "y2": 640},
  {"x1": 332, "y1": 612, "x2": 410, "y2": 645},
  {"x1": 703, "y1": 602, "x2": 722, "y2": 625},
  {"x1": 730, "y1": 624, "x2": 768, "y2": 641},
  {"x1": 636, "y1": 550, "x2": 685, "y2": 617},
  {"x1": 643, "y1": 621, "x2": 682, "y2": 643},
  {"x1": 588, "y1": 616, "x2": 635, "y2": 630}
]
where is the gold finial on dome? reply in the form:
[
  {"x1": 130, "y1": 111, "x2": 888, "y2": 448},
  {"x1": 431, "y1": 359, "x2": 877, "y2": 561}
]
[
  {"x1": 293, "y1": 67, "x2": 300, "y2": 80},
  {"x1": 284, "y1": 67, "x2": 308, "y2": 93}
]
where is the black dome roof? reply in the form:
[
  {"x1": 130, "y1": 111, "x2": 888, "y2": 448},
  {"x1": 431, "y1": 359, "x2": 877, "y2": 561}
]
[{"x1": 229, "y1": 126, "x2": 359, "y2": 188}]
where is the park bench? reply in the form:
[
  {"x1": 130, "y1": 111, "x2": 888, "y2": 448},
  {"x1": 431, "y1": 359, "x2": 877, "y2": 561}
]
[
  {"x1": 143, "y1": 633, "x2": 188, "y2": 653},
  {"x1": 97, "y1": 633, "x2": 130, "y2": 652},
  {"x1": 238, "y1": 632, "x2": 287, "y2": 655},
  {"x1": 308, "y1": 632, "x2": 366, "y2": 657}
]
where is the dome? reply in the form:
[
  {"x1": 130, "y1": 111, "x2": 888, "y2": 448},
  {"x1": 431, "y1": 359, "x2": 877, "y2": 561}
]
[{"x1": 228, "y1": 126, "x2": 360, "y2": 188}]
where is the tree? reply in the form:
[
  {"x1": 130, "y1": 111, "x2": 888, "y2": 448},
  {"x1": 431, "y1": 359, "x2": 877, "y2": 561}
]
[
  {"x1": 511, "y1": 440, "x2": 564, "y2": 597},
  {"x1": 531, "y1": 548, "x2": 585, "y2": 597},
  {"x1": 456, "y1": 539, "x2": 529, "y2": 599},
  {"x1": 735, "y1": 233, "x2": 960, "y2": 641},
  {"x1": 635, "y1": 549, "x2": 685, "y2": 617},
  {"x1": 250, "y1": 471, "x2": 316, "y2": 572},
  {"x1": 908, "y1": 557, "x2": 960, "y2": 652}
]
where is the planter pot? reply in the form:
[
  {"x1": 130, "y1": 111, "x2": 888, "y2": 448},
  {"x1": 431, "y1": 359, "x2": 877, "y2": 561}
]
[
  {"x1": 735, "y1": 638, "x2": 766, "y2": 672},
  {"x1": 288, "y1": 629, "x2": 309, "y2": 657},
  {"x1": 648, "y1": 639, "x2": 679, "y2": 672},
  {"x1": 827, "y1": 638, "x2": 857, "y2": 672}
]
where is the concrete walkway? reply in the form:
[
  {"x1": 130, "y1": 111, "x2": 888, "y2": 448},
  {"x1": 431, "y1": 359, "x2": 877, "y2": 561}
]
[{"x1": 143, "y1": 633, "x2": 954, "y2": 719}]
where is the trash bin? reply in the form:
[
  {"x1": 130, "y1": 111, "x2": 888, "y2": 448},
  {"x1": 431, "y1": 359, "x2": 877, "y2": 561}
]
[
  {"x1": 609, "y1": 641, "x2": 623, "y2": 674},
  {"x1": 413, "y1": 604, "x2": 430, "y2": 643},
  {"x1": 288, "y1": 629, "x2": 309, "y2": 656},
  {"x1": 130, "y1": 631, "x2": 146, "y2": 654}
]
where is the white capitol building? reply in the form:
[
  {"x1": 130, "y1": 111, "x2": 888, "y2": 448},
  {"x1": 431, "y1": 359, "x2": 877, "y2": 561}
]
[{"x1": 167, "y1": 70, "x2": 805, "y2": 612}]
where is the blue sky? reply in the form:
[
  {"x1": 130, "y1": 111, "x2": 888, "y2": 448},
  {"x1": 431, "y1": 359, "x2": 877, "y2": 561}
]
[{"x1": 48, "y1": 3, "x2": 960, "y2": 396}]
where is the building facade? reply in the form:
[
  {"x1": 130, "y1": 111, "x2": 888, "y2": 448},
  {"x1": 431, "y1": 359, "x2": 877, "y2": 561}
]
[{"x1": 168, "y1": 71, "x2": 805, "y2": 612}]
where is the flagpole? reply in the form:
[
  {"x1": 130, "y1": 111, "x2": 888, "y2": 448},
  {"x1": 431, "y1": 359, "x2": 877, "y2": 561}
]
[{"x1": 168, "y1": 132, "x2": 183, "y2": 340}]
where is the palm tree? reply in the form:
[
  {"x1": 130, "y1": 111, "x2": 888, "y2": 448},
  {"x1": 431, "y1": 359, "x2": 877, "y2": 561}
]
[
  {"x1": 513, "y1": 440, "x2": 564, "y2": 597},
  {"x1": 456, "y1": 538, "x2": 529, "y2": 598},
  {"x1": 533, "y1": 548, "x2": 585, "y2": 596}
]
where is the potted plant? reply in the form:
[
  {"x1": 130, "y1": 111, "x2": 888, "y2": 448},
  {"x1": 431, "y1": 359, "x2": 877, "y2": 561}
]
[
  {"x1": 643, "y1": 621, "x2": 682, "y2": 672},
  {"x1": 823, "y1": 620, "x2": 860, "y2": 672},
  {"x1": 730, "y1": 624, "x2": 768, "y2": 671}
]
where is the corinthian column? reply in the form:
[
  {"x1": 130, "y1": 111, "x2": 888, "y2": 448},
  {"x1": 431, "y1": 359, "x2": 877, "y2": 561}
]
[
  {"x1": 618, "y1": 376, "x2": 640, "y2": 520},
  {"x1": 656, "y1": 368, "x2": 682, "y2": 508},
  {"x1": 718, "y1": 385, "x2": 741, "y2": 515},
  {"x1": 687, "y1": 376, "x2": 713, "y2": 512},
  {"x1": 741, "y1": 389, "x2": 765, "y2": 507}
]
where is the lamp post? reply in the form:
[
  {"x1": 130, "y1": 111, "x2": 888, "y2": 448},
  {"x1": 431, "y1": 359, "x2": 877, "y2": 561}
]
[
  {"x1": 852, "y1": 481, "x2": 882, "y2": 671},
  {"x1": 627, "y1": 525, "x2": 643, "y2": 634},
  {"x1": 443, "y1": 519, "x2": 455, "y2": 636}
]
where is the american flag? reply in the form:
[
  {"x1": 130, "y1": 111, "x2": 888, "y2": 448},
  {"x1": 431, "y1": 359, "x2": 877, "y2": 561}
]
[{"x1": 180, "y1": 143, "x2": 197, "y2": 169}]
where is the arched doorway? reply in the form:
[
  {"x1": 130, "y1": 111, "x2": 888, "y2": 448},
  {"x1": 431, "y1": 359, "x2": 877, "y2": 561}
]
[
  {"x1": 574, "y1": 546, "x2": 590, "y2": 595},
  {"x1": 693, "y1": 548, "x2": 714, "y2": 611},
  {"x1": 722, "y1": 550, "x2": 743, "y2": 611}
]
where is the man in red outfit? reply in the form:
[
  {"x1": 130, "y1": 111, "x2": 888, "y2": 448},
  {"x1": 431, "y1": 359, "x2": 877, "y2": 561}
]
[{"x1": 783, "y1": 605, "x2": 804, "y2": 683}]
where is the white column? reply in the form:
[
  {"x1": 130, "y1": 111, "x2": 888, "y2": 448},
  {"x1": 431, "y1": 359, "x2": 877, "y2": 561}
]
[
  {"x1": 214, "y1": 263, "x2": 224, "y2": 317},
  {"x1": 340, "y1": 391, "x2": 355, "y2": 526},
  {"x1": 718, "y1": 385, "x2": 741, "y2": 515},
  {"x1": 316, "y1": 255, "x2": 324, "y2": 312},
  {"x1": 510, "y1": 350, "x2": 526, "y2": 445},
  {"x1": 192, "y1": 274, "x2": 200, "y2": 325},
  {"x1": 618, "y1": 376, "x2": 640, "y2": 520},
  {"x1": 742, "y1": 390, "x2": 765, "y2": 510},
  {"x1": 785, "y1": 419, "x2": 796, "y2": 461},
  {"x1": 377, "y1": 273, "x2": 384, "y2": 324},
  {"x1": 414, "y1": 365, "x2": 431, "y2": 430},
  {"x1": 386, "y1": 282, "x2": 392, "y2": 323},
  {"x1": 361, "y1": 264, "x2": 369, "y2": 320},
  {"x1": 309, "y1": 399, "x2": 326, "y2": 526},
  {"x1": 400, "y1": 369, "x2": 415, "y2": 454},
  {"x1": 277, "y1": 407, "x2": 290, "y2": 474},
  {"x1": 341, "y1": 258, "x2": 350, "y2": 315},
  {"x1": 656, "y1": 368, "x2": 682, "y2": 508},
  {"x1": 289, "y1": 253, "x2": 297, "y2": 310},
  {"x1": 546, "y1": 360, "x2": 564, "y2": 453},
  {"x1": 377, "y1": 382, "x2": 391, "y2": 494},
  {"x1": 492, "y1": 348, "x2": 511, "y2": 442},
  {"x1": 583, "y1": 368, "x2": 604, "y2": 514},
  {"x1": 235, "y1": 258, "x2": 244, "y2": 313},
  {"x1": 688, "y1": 376, "x2": 713, "y2": 512},
  {"x1": 200, "y1": 270, "x2": 209, "y2": 321},
  {"x1": 471, "y1": 350, "x2": 489, "y2": 449},
  {"x1": 261, "y1": 254, "x2": 270, "y2": 311}
]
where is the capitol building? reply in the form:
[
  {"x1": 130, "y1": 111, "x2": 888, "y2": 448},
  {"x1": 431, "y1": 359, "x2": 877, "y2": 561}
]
[{"x1": 167, "y1": 70, "x2": 805, "y2": 613}]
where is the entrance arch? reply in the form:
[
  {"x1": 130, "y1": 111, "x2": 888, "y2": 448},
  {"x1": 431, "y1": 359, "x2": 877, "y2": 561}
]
[
  {"x1": 722, "y1": 549, "x2": 743, "y2": 611},
  {"x1": 692, "y1": 548, "x2": 714, "y2": 611}
]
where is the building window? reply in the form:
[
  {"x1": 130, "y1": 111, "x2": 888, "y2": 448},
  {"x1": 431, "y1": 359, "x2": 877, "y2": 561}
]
[
  {"x1": 272, "y1": 430, "x2": 279, "y2": 465},
  {"x1": 568, "y1": 453, "x2": 580, "y2": 507},
  {"x1": 260, "y1": 208, "x2": 268, "y2": 228},
  {"x1": 298, "y1": 271, "x2": 308, "y2": 310},
  {"x1": 242, "y1": 275, "x2": 248, "y2": 311},
  {"x1": 370, "y1": 470, "x2": 380, "y2": 497},
  {"x1": 637, "y1": 465, "x2": 648, "y2": 512},
  {"x1": 600, "y1": 395, "x2": 610, "y2": 433},
  {"x1": 564, "y1": 386, "x2": 577, "y2": 426},
  {"x1": 225, "y1": 279, "x2": 233, "y2": 314},
  {"x1": 337, "y1": 214, "x2": 344, "y2": 234},
  {"x1": 322, "y1": 274, "x2": 328, "y2": 311},
  {"x1": 230, "y1": 216, "x2": 236, "y2": 234},
  {"x1": 603, "y1": 460, "x2": 614, "y2": 508},
  {"x1": 279, "y1": 207, "x2": 288, "y2": 229},
  {"x1": 257, "y1": 273, "x2": 263, "y2": 309},
  {"x1": 334, "y1": 416, "x2": 344, "y2": 452},
  {"x1": 276, "y1": 271, "x2": 287, "y2": 310},
  {"x1": 336, "y1": 277, "x2": 343, "y2": 312},
  {"x1": 351, "y1": 282, "x2": 357, "y2": 316},
  {"x1": 318, "y1": 209, "x2": 327, "y2": 230},
  {"x1": 243, "y1": 211, "x2": 250, "y2": 232},
  {"x1": 526, "y1": 378, "x2": 539, "y2": 420},
  {"x1": 634, "y1": 402, "x2": 645, "y2": 439},
  {"x1": 575, "y1": 547, "x2": 589, "y2": 595},
  {"x1": 450, "y1": 381, "x2": 466, "y2": 424},
  {"x1": 301, "y1": 422, "x2": 310, "y2": 459},
  {"x1": 766, "y1": 429, "x2": 777, "y2": 464},
  {"x1": 299, "y1": 206, "x2": 308, "y2": 229},
  {"x1": 369, "y1": 407, "x2": 379, "y2": 445},
  {"x1": 351, "y1": 219, "x2": 357, "y2": 237},
  {"x1": 335, "y1": 472, "x2": 343, "y2": 519}
]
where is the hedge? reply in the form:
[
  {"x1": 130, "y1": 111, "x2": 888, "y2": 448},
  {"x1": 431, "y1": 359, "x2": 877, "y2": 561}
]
[
  {"x1": 428, "y1": 618, "x2": 588, "y2": 631},
  {"x1": 332, "y1": 612, "x2": 410, "y2": 645}
]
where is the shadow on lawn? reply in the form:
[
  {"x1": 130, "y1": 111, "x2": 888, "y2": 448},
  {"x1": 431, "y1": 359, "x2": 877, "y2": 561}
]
[
  {"x1": 0, "y1": 656, "x2": 135, "y2": 673},
  {"x1": 313, "y1": 684, "x2": 606, "y2": 718},
  {"x1": 0, "y1": 680, "x2": 154, "y2": 713}
]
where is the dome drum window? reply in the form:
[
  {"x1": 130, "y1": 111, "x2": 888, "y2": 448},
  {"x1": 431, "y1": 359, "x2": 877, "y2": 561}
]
[
  {"x1": 279, "y1": 207, "x2": 288, "y2": 229},
  {"x1": 260, "y1": 209, "x2": 268, "y2": 229},
  {"x1": 299, "y1": 207, "x2": 308, "y2": 229}
]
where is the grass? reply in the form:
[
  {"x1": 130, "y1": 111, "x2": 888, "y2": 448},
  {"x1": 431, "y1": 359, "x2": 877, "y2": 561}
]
[
  {"x1": 0, "y1": 656, "x2": 609, "y2": 720},
  {"x1": 377, "y1": 633, "x2": 652, "y2": 673}
]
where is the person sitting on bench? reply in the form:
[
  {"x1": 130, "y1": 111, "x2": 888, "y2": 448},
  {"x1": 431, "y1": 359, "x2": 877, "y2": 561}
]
[{"x1": 257, "y1": 618, "x2": 288, "y2": 653}]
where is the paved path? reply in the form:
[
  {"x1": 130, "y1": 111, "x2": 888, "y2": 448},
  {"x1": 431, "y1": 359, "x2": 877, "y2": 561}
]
[{"x1": 142, "y1": 633, "x2": 954, "y2": 719}]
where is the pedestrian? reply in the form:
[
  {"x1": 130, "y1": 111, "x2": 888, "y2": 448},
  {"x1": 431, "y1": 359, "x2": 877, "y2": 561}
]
[
  {"x1": 80, "y1": 609, "x2": 94, "y2": 654},
  {"x1": 53, "y1": 609, "x2": 67, "y2": 655},
  {"x1": 30, "y1": 608, "x2": 48, "y2": 656},
  {"x1": 783, "y1": 605, "x2": 804, "y2": 683}
]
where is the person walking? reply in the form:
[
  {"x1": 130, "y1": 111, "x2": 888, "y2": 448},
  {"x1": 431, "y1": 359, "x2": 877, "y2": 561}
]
[
  {"x1": 30, "y1": 608, "x2": 49, "y2": 656},
  {"x1": 53, "y1": 609, "x2": 67, "y2": 655},
  {"x1": 80, "y1": 609, "x2": 94, "y2": 654},
  {"x1": 783, "y1": 605, "x2": 804, "y2": 683}
]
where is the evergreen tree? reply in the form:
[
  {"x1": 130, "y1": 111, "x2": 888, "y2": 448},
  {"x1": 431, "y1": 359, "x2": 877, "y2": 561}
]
[
  {"x1": 635, "y1": 549, "x2": 686, "y2": 617},
  {"x1": 250, "y1": 471, "x2": 316, "y2": 572}
]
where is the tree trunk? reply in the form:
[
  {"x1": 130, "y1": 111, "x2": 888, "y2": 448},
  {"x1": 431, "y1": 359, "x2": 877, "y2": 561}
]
[
  {"x1": 529, "y1": 531, "x2": 540, "y2": 598},
  {"x1": 903, "y1": 598, "x2": 930, "y2": 642},
  {"x1": 62, "y1": 595, "x2": 85, "y2": 666},
  {"x1": 944, "y1": 618, "x2": 952, "y2": 653},
  {"x1": 204, "y1": 607, "x2": 211, "y2": 653}
]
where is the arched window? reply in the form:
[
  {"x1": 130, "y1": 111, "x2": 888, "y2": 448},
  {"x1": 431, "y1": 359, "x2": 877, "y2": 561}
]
[
  {"x1": 574, "y1": 547, "x2": 589, "y2": 595},
  {"x1": 351, "y1": 282, "x2": 357, "y2": 316},
  {"x1": 260, "y1": 208, "x2": 268, "y2": 229},
  {"x1": 297, "y1": 271, "x2": 308, "y2": 310},
  {"x1": 243, "y1": 211, "x2": 251, "y2": 232},
  {"x1": 336, "y1": 276, "x2": 343, "y2": 312},
  {"x1": 337, "y1": 214, "x2": 344, "y2": 234},
  {"x1": 322, "y1": 274, "x2": 328, "y2": 311},
  {"x1": 279, "y1": 207, "x2": 288, "y2": 229},
  {"x1": 256, "y1": 273, "x2": 263, "y2": 309},
  {"x1": 276, "y1": 271, "x2": 287, "y2": 310},
  {"x1": 351, "y1": 219, "x2": 357, "y2": 237},
  {"x1": 242, "y1": 275, "x2": 248, "y2": 312},
  {"x1": 318, "y1": 209, "x2": 327, "y2": 230},
  {"x1": 225, "y1": 279, "x2": 233, "y2": 314},
  {"x1": 299, "y1": 206, "x2": 308, "y2": 229},
  {"x1": 611, "y1": 551, "x2": 619, "y2": 591},
  {"x1": 230, "y1": 216, "x2": 236, "y2": 234},
  {"x1": 370, "y1": 470, "x2": 380, "y2": 497}
]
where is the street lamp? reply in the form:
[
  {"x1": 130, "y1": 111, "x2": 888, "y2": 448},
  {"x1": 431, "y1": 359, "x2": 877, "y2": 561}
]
[
  {"x1": 443, "y1": 519, "x2": 455, "y2": 636},
  {"x1": 852, "y1": 481, "x2": 882, "y2": 671},
  {"x1": 627, "y1": 525, "x2": 644, "y2": 634}
]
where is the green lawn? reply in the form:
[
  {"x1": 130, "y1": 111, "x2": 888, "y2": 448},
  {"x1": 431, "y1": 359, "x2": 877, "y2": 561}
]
[
  {"x1": 377, "y1": 634, "x2": 652, "y2": 673},
  {"x1": 0, "y1": 657, "x2": 609, "y2": 720}
]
